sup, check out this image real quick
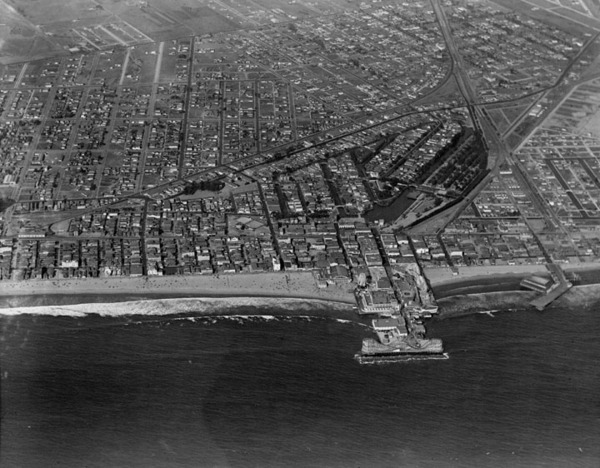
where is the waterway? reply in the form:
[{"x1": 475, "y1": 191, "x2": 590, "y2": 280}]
[{"x1": 364, "y1": 189, "x2": 418, "y2": 224}]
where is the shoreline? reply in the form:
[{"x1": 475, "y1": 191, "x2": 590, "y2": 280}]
[
  {"x1": 0, "y1": 272, "x2": 360, "y2": 322},
  {"x1": 435, "y1": 283, "x2": 600, "y2": 320},
  {"x1": 0, "y1": 272, "x2": 356, "y2": 309},
  {"x1": 4, "y1": 282, "x2": 599, "y2": 327},
  {"x1": 426, "y1": 263, "x2": 600, "y2": 288},
  {"x1": 0, "y1": 295, "x2": 362, "y2": 322},
  {"x1": 0, "y1": 291, "x2": 355, "y2": 309},
  {"x1": 2, "y1": 264, "x2": 600, "y2": 320}
]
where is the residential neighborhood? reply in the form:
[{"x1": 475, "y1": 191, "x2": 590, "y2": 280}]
[{"x1": 0, "y1": 0, "x2": 599, "y2": 311}]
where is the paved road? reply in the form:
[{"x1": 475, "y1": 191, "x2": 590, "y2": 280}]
[
  {"x1": 430, "y1": 0, "x2": 481, "y2": 132},
  {"x1": 178, "y1": 38, "x2": 195, "y2": 177}
]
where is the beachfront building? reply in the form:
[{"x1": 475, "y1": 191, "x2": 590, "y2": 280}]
[{"x1": 355, "y1": 289, "x2": 400, "y2": 315}]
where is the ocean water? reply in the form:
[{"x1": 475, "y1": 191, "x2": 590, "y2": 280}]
[{"x1": 1, "y1": 302, "x2": 599, "y2": 468}]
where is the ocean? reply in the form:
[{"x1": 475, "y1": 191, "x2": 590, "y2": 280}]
[{"x1": 1, "y1": 299, "x2": 599, "y2": 468}]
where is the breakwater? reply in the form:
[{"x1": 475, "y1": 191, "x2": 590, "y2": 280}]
[{"x1": 436, "y1": 283, "x2": 600, "y2": 320}]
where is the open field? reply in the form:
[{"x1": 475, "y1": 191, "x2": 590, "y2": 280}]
[
  {"x1": 0, "y1": 2, "x2": 63, "y2": 64},
  {"x1": 489, "y1": 0, "x2": 600, "y2": 32},
  {"x1": 5, "y1": 0, "x2": 103, "y2": 25},
  {"x1": 0, "y1": 0, "x2": 243, "y2": 62}
]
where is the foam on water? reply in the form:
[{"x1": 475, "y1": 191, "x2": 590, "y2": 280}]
[
  {"x1": 1, "y1": 301, "x2": 599, "y2": 466},
  {"x1": 0, "y1": 296, "x2": 352, "y2": 317},
  {"x1": 480, "y1": 310, "x2": 497, "y2": 317}
]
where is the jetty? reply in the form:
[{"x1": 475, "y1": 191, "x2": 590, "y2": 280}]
[{"x1": 522, "y1": 264, "x2": 572, "y2": 311}]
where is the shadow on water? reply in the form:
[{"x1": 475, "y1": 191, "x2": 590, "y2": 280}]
[{"x1": 364, "y1": 190, "x2": 417, "y2": 224}]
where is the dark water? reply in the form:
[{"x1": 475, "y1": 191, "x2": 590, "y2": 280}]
[
  {"x1": 1, "y1": 305, "x2": 599, "y2": 468},
  {"x1": 364, "y1": 190, "x2": 417, "y2": 224}
]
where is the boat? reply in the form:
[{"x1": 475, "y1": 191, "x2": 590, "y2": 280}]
[{"x1": 355, "y1": 316, "x2": 447, "y2": 364}]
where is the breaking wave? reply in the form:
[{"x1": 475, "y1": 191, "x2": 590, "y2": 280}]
[{"x1": 0, "y1": 296, "x2": 355, "y2": 318}]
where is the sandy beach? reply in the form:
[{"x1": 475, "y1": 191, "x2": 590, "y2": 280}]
[
  {"x1": 436, "y1": 283, "x2": 600, "y2": 319},
  {"x1": 0, "y1": 272, "x2": 356, "y2": 309},
  {"x1": 425, "y1": 261, "x2": 600, "y2": 286},
  {"x1": 427, "y1": 262, "x2": 600, "y2": 296},
  {"x1": 2, "y1": 262, "x2": 600, "y2": 318},
  {"x1": 424, "y1": 264, "x2": 547, "y2": 285},
  {"x1": 426, "y1": 261, "x2": 600, "y2": 318}
]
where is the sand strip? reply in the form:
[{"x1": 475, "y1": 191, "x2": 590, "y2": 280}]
[{"x1": 0, "y1": 272, "x2": 355, "y2": 309}]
